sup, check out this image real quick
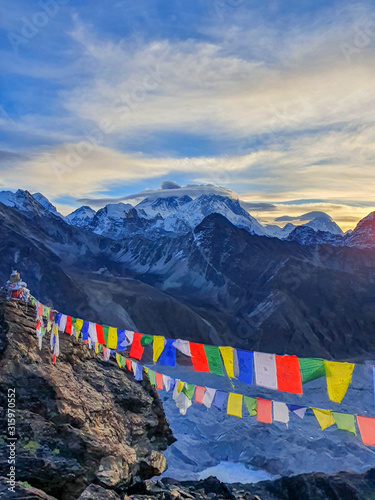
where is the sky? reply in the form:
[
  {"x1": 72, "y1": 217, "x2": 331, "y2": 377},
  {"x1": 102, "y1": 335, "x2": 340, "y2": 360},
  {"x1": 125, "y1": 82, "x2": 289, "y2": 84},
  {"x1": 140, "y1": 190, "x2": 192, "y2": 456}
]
[{"x1": 0, "y1": 0, "x2": 375, "y2": 230}]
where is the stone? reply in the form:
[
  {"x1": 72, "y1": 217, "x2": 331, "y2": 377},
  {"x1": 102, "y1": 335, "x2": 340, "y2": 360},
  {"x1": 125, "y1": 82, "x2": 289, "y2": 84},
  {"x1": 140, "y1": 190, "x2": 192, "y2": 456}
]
[{"x1": 78, "y1": 483, "x2": 121, "y2": 499}]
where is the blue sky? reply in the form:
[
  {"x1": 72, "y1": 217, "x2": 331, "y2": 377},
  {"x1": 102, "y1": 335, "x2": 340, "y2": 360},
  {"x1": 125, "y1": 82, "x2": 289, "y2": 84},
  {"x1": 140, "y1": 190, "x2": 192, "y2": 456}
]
[{"x1": 0, "y1": 0, "x2": 375, "y2": 229}]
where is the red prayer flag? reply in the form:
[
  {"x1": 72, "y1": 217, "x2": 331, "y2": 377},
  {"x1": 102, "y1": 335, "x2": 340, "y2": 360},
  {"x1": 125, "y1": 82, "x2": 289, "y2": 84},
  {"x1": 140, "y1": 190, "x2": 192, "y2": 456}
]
[
  {"x1": 38, "y1": 303, "x2": 43, "y2": 317},
  {"x1": 65, "y1": 316, "x2": 72, "y2": 334},
  {"x1": 96, "y1": 324, "x2": 105, "y2": 345},
  {"x1": 126, "y1": 358, "x2": 132, "y2": 371},
  {"x1": 257, "y1": 398, "x2": 272, "y2": 423},
  {"x1": 52, "y1": 354, "x2": 57, "y2": 365},
  {"x1": 156, "y1": 372, "x2": 164, "y2": 390},
  {"x1": 129, "y1": 332, "x2": 144, "y2": 360},
  {"x1": 357, "y1": 415, "x2": 375, "y2": 446},
  {"x1": 195, "y1": 386, "x2": 206, "y2": 404},
  {"x1": 276, "y1": 355, "x2": 303, "y2": 394},
  {"x1": 190, "y1": 342, "x2": 210, "y2": 372}
]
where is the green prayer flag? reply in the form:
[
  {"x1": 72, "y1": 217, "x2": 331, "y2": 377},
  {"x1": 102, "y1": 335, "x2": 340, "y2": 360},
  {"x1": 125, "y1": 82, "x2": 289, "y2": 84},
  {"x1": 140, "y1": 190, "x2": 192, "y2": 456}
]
[
  {"x1": 204, "y1": 345, "x2": 224, "y2": 376},
  {"x1": 299, "y1": 358, "x2": 325, "y2": 384},
  {"x1": 141, "y1": 334, "x2": 154, "y2": 347},
  {"x1": 119, "y1": 355, "x2": 126, "y2": 368},
  {"x1": 332, "y1": 412, "x2": 356, "y2": 435},
  {"x1": 244, "y1": 396, "x2": 257, "y2": 416},
  {"x1": 102, "y1": 325, "x2": 109, "y2": 345},
  {"x1": 148, "y1": 369, "x2": 156, "y2": 386},
  {"x1": 182, "y1": 383, "x2": 196, "y2": 400}
]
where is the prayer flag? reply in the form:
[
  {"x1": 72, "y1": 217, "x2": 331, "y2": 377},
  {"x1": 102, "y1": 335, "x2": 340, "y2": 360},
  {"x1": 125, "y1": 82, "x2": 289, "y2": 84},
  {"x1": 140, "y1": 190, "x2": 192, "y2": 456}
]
[
  {"x1": 195, "y1": 386, "x2": 206, "y2": 404},
  {"x1": 332, "y1": 412, "x2": 356, "y2": 435},
  {"x1": 182, "y1": 383, "x2": 196, "y2": 400},
  {"x1": 190, "y1": 342, "x2": 210, "y2": 372},
  {"x1": 148, "y1": 369, "x2": 157, "y2": 386},
  {"x1": 173, "y1": 388, "x2": 192, "y2": 415},
  {"x1": 55, "y1": 313, "x2": 62, "y2": 325},
  {"x1": 299, "y1": 358, "x2": 325, "y2": 384},
  {"x1": 126, "y1": 358, "x2": 132, "y2": 371},
  {"x1": 82, "y1": 321, "x2": 89, "y2": 342},
  {"x1": 141, "y1": 334, "x2": 154, "y2": 346},
  {"x1": 213, "y1": 391, "x2": 227, "y2": 411},
  {"x1": 156, "y1": 372, "x2": 164, "y2": 390},
  {"x1": 117, "y1": 329, "x2": 126, "y2": 349},
  {"x1": 116, "y1": 353, "x2": 122, "y2": 368},
  {"x1": 324, "y1": 361, "x2": 355, "y2": 403},
  {"x1": 227, "y1": 393, "x2": 243, "y2": 418},
  {"x1": 219, "y1": 346, "x2": 235, "y2": 378},
  {"x1": 236, "y1": 350, "x2": 253, "y2": 385},
  {"x1": 202, "y1": 388, "x2": 216, "y2": 408},
  {"x1": 273, "y1": 401, "x2": 289, "y2": 425},
  {"x1": 254, "y1": 353, "x2": 277, "y2": 390},
  {"x1": 204, "y1": 345, "x2": 224, "y2": 376},
  {"x1": 88, "y1": 322, "x2": 98, "y2": 343},
  {"x1": 163, "y1": 375, "x2": 174, "y2": 392},
  {"x1": 276, "y1": 355, "x2": 303, "y2": 394},
  {"x1": 173, "y1": 339, "x2": 191, "y2": 356},
  {"x1": 244, "y1": 396, "x2": 257, "y2": 416},
  {"x1": 129, "y1": 332, "x2": 145, "y2": 360},
  {"x1": 65, "y1": 316, "x2": 72, "y2": 334},
  {"x1": 96, "y1": 324, "x2": 105, "y2": 345},
  {"x1": 356, "y1": 415, "x2": 375, "y2": 446},
  {"x1": 107, "y1": 327, "x2": 118, "y2": 349},
  {"x1": 158, "y1": 338, "x2": 176, "y2": 366},
  {"x1": 153, "y1": 336, "x2": 165, "y2": 362},
  {"x1": 102, "y1": 325, "x2": 109, "y2": 346},
  {"x1": 75, "y1": 318, "x2": 83, "y2": 333},
  {"x1": 135, "y1": 364, "x2": 143, "y2": 381},
  {"x1": 59, "y1": 315, "x2": 67, "y2": 333},
  {"x1": 287, "y1": 404, "x2": 307, "y2": 419},
  {"x1": 312, "y1": 408, "x2": 335, "y2": 430},
  {"x1": 124, "y1": 331, "x2": 134, "y2": 347},
  {"x1": 257, "y1": 398, "x2": 272, "y2": 423}
]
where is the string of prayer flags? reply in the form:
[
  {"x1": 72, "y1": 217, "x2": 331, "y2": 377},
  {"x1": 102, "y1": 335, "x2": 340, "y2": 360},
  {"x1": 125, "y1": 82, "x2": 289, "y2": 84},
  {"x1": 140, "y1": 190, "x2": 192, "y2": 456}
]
[
  {"x1": 219, "y1": 346, "x2": 236, "y2": 378},
  {"x1": 324, "y1": 361, "x2": 355, "y2": 403},
  {"x1": 312, "y1": 408, "x2": 335, "y2": 430},
  {"x1": 332, "y1": 412, "x2": 356, "y2": 435},
  {"x1": 257, "y1": 398, "x2": 273, "y2": 424},
  {"x1": 276, "y1": 355, "x2": 303, "y2": 395},
  {"x1": 190, "y1": 342, "x2": 210, "y2": 372},
  {"x1": 195, "y1": 386, "x2": 206, "y2": 404},
  {"x1": 153, "y1": 336, "x2": 165, "y2": 362},
  {"x1": 254, "y1": 352, "x2": 277, "y2": 390},
  {"x1": 129, "y1": 332, "x2": 144, "y2": 360},
  {"x1": 158, "y1": 338, "x2": 176, "y2": 366},
  {"x1": 227, "y1": 393, "x2": 243, "y2": 418},
  {"x1": 298, "y1": 358, "x2": 326, "y2": 384},
  {"x1": 202, "y1": 388, "x2": 216, "y2": 408},
  {"x1": 235, "y1": 350, "x2": 253, "y2": 385},
  {"x1": 204, "y1": 345, "x2": 224, "y2": 376},
  {"x1": 273, "y1": 401, "x2": 289, "y2": 425},
  {"x1": 244, "y1": 396, "x2": 257, "y2": 416},
  {"x1": 356, "y1": 416, "x2": 375, "y2": 446},
  {"x1": 213, "y1": 390, "x2": 227, "y2": 411},
  {"x1": 287, "y1": 404, "x2": 307, "y2": 420}
]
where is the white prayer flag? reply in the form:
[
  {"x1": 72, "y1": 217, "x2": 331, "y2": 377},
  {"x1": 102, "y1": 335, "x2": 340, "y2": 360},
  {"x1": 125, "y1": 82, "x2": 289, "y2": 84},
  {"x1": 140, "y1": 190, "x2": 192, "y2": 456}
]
[
  {"x1": 254, "y1": 352, "x2": 277, "y2": 389},
  {"x1": 273, "y1": 401, "x2": 289, "y2": 425},
  {"x1": 202, "y1": 387, "x2": 216, "y2": 408},
  {"x1": 173, "y1": 339, "x2": 191, "y2": 357}
]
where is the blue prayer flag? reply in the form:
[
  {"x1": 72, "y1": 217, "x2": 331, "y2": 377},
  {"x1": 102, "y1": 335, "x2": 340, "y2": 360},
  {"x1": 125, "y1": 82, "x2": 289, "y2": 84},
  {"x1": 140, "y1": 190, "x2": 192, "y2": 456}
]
[
  {"x1": 82, "y1": 321, "x2": 89, "y2": 341},
  {"x1": 158, "y1": 338, "x2": 176, "y2": 366},
  {"x1": 117, "y1": 329, "x2": 126, "y2": 350},
  {"x1": 55, "y1": 313, "x2": 62, "y2": 325},
  {"x1": 236, "y1": 349, "x2": 253, "y2": 385},
  {"x1": 213, "y1": 390, "x2": 227, "y2": 411}
]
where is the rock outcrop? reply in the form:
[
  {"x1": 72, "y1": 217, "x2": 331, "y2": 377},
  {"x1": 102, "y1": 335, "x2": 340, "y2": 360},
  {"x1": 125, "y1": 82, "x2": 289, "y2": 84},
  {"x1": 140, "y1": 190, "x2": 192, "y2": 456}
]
[{"x1": 0, "y1": 296, "x2": 174, "y2": 499}]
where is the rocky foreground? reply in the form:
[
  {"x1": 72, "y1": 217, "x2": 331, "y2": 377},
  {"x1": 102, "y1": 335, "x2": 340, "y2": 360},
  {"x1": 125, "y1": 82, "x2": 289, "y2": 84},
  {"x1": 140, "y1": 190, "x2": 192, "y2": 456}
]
[{"x1": 0, "y1": 297, "x2": 374, "y2": 499}]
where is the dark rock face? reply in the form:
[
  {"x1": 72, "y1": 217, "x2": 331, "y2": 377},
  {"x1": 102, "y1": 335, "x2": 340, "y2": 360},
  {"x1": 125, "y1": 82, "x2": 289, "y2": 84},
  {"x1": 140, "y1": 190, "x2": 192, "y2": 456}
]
[{"x1": 0, "y1": 298, "x2": 174, "y2": 499}]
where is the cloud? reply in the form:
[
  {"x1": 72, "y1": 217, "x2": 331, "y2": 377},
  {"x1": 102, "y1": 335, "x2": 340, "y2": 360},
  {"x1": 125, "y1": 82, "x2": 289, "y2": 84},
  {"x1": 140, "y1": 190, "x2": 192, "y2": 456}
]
[{"x1": 160, "y1": 180, "x2": 181, "y2": 190}]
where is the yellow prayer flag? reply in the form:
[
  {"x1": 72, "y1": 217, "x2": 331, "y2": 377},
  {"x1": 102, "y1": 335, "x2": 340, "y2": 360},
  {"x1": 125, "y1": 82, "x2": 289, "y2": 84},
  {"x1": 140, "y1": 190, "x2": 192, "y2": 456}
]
[
  {"x1": 219, "y1": 346, "x2": 235, "y2": 378},
  {"x1": 95, "y1": 342, "x2": 99, "y2": 354},
  {"x1": 144, "y1": 367, "x2": 149, "y2": 374},
  {"x1": 75, "y1": 319, "x2": 83, "y2": 332},
  {"x1": 153, "y1": 336, "x2": 165, "y2": 362},
  {"x1": 107, "y1": 327, "x2": 118, "y2": 349},
  {"x1": 116, "y1": 353, "x2": 122, "y2": 368},
  {"x1": 312, "y1": 408, "x2": 335, "y2": 430},
  {"x1": 227, "y1": 393, "x2": 243, "y2": 418},
  {"x1": 324, "y1": 361, "x2": 355, "y2": 403},
  {"x1": 177, "y1": 380, "x2": 184, "y2": 393}
]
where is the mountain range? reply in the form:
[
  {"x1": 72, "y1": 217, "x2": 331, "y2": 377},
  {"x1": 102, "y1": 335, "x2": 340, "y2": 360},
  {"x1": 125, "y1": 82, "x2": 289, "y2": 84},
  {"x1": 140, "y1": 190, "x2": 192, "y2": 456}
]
[{"x1": 0, "y1": 188, "x2": 375, "y2": 361}]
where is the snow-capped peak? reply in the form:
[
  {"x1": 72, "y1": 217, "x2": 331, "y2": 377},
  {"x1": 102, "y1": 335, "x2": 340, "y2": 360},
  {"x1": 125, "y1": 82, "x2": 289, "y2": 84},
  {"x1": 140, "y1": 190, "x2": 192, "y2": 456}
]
[
  {"x1": 135, "y1": 195, "x2": 192, "y2": 219},
  {"x1": 302, "y1": 212, "x2": 343, "y2": 235},
  {"x1": 65, "y1": 206, "x2": 96, "y2": 228},
  {"x1": 345, "y1": 211, "x2": 375, "y2": 248},
  {"x1": 32, "y1": 192, "x2": 63, "y2": 217}
]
